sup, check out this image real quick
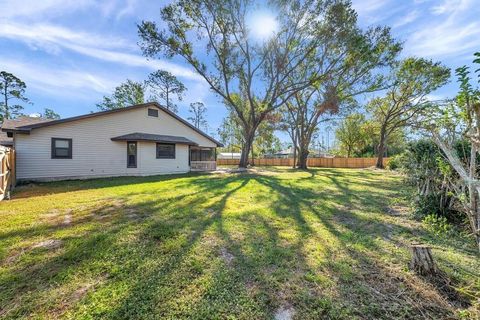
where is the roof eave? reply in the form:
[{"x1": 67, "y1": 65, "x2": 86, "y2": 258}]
[
  {"x1": 1, "y1": 128, "x2": 30, "y2": 134},
  {"x1": 111, "y1": 137, "x2": 199, "y2": 146}
]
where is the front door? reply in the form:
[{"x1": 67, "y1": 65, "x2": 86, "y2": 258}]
[{"x1": 127, "y1": 141, "x2": 137, "y2": 168}]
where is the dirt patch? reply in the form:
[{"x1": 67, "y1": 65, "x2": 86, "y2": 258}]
[
  {"x1": 43, "y1": 209, "x2": 60, "y2": 219},
  {"x1": 205, "y1": 208, "x2": 218, "y2": 218},
  {"x1": 387, "y1": 206, "x2": 409, "y2": 216},
  {"x1": 91, "y1": 199, "x2": 126, "y2": 220},
  {"x1": 63, "y1": 211, "x2": 72, "y2": 225},
  {"x1": 32, "y1": 239, "x2": 63, "y2": 250},
  {"x1": 274, "y1": 306, "x2": 295, "y2": 320},
  {"x1": 4, "y1": 249, "x2": 25, "y2": 264},
  {"x1": 219, "y1": 247, "x2": 234, "y2": 266},
  {"x1": 52, "y1": 275, "x2": 107, "y2": 318}
]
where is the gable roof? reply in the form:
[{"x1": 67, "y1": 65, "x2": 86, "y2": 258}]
[
  {"x1": 2, "y1": 103, "x2": 223, "y2": 147},
  {"x1": 111, "y1": 133, "x2": 198, "y2": 146}
]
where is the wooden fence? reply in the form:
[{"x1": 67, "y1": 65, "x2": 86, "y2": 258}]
[
  {"x1": 0, "y1": 147, "x2": 15, "y2": 201},
  {"x1": 217, "y1": 157, "x2": 387, "y2": 168}
]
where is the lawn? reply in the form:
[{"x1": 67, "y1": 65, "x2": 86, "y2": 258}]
[{"x1": 0, "y1": 168, "x2": 479, "y2": 319}]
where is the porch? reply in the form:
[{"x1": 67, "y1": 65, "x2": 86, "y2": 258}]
[{"x1": 190, "y1": 147, "x2": 217, "y2": 171}]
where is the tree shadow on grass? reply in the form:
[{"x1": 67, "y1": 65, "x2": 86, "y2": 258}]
[
  {"x1": 1, "y1": 170, "x2": 477, "y2": 319},
  {"x1": 251, "y1": 173, "x2": 470, "y2": 318},
  {"x1": 0, "y1": 175, "x2": 235, "y2": 318},
  {"x1": 11, "y1": 172, "x2": 213, "y2": 199}
]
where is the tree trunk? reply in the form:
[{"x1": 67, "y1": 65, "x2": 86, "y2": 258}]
[
  {"x1": 297, "y1": 146, "x2": 309, "y2": 170},
  {"x1": 292, "y1": 134, "x2": 297, "y2": 169},
  {"x1": 376, "y1": 126, "x2": 387, "y2": 168},
  {"x1": 410, "y1": 245, "x2": 437, "y2": 276},
  {"x1": 3, "y1": 85, "x2": 9, "y2": 120},
  {"x1": 250, "y1": 143, "x2": 255, "y2": 166},
  {"x1": 239, "y1": 130, "x2": 255, "y2": 168}
]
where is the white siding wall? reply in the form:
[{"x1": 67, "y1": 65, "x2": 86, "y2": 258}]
[{"x1": 15, "y1": 106, "x2": 216, "y2": 180}]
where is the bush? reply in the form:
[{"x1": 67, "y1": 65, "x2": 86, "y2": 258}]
[
  {"x1": 423, "y1": 214, "x2": 453, "y2": 236},
  {"x1": 386, "y1": 154, "x2": 403, "y2": 170},
  {"x1": 399, "y1": 139, "x2": 463, "y2": 224}
]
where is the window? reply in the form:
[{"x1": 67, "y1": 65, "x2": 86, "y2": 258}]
[
  {"x1": 127, "y1": 141, "x2": 137, "y2": 168},
  {"x1": 190, "y1": 148, "x2": 215, "y2": 161},
  {"x1": 148, "y1": 108, "x2": 159, "y2": 117},
  {"x1": 51, "y1": 138, "x2": 72, "y2": 159},
  {"x1": 156, "y1": 143, "x2": 175, "y2": 159}
]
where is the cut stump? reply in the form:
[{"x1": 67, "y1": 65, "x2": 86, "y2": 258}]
[{"x1": 409, "y1": 244, "x2": 437, "y2": 276}]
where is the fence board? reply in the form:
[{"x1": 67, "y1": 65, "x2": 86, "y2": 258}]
[
  {"x1": 217, "y1": 157, "x2": 387, "y2": 168},
  {"x1": 0, "y1": 147, "x2": 15, "y2": 201}
]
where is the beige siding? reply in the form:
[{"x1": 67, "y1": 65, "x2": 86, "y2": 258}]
[{"x1": 15, "y1": 105, "x2": 216, "y2": 180}]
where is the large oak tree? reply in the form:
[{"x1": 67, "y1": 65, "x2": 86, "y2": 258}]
[{"x1": 138, "y1": 0, "x2": 396, "y2": 168}]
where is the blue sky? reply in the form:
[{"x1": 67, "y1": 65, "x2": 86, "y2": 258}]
[{"x1": 0, "y1": 0, "x2": 479, "y2": 143}]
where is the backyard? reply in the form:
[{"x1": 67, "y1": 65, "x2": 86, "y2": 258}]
[{"x1": 0, "y1": 168, "x2": 479, "y2": 319}]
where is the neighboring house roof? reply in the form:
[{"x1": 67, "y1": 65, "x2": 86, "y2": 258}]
[
  {"x1": 0, "y1": 131, "x2": 13, "y2": 146},
  {"x1": 1, "y1": 116, "x2": 53, "y2": 131},
  {"x1": 1, "y1": 103, "x2": 223, "y2": 147},
  {"x1": 1, "y1": 117, "x2": 52, "y2": 147},
  {"x1": 275, "y1": 147, "x2": 295, "y2": 155},
  {"x1": 111, "y1": 133, "x2": 198, "y2": 146},
  {"x1": 218, "y1": 152, "x2": 242, "y2": 159}
]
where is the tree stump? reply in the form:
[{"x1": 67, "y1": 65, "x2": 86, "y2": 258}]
[{"x1": 409, "y1": 244, "x2": 437, "y2": 276}]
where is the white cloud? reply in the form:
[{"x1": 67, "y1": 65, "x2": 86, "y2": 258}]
[
  {"x1": 0, "y1": 0, "x2": 95, "y2": 19},
  {"x1": 352, "y1": 0, "x2": 390, "y2": 17},
  {"x1": 65, "y1": 44, "x2": 202, "y2": 80},
  {"x1": 0, "y1": 57, "x2": 119, "y2": 96},
  {"x1": 0, "y1": 21, "x2": 202, "y2": 81},
  {"x1": 431, "y1": 0, "x2": 472, "y2": 15},
  {"x1": 0, "y1": 0, "x2": 138, "y2": 20},
  {"x1": 0, "y1": 22, "x2": 133, "y2": 51},
  {"x1": 406, "y1": 0, "x2": 480, "y2": 58},
  {"x1": 116, "y1": 0, "x2": 138, "y2": 20},
  {"x1": 393, "y1": 10, "x2": 419, "y2": 28}
]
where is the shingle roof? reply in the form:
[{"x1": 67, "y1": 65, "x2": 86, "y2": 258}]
[
  {"x1": 1, "y1": 116, "x2": 53, "y2": 130},
  {"x1": 0, "y1": 131, "x2": 13, "y2": 146},
  {"x1": 1, "y1": 103, "x2": 223, "y2": 147},
  {"x1": 111, "y1": 132, "x2": 199, "y2": 146}
]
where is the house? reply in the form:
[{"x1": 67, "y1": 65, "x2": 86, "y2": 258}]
[
  {"x1": 272, "y1": 147, "x2": 295, "y2": 159},
  {"x1": 1, "y1": 103, "x2": 222, "y2": 182},
  {"x1": 218, "y1": 152, "x2": 242, "y2": 159}
]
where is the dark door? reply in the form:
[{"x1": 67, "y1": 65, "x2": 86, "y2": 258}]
[{"x1": 127, "y1": 141, "x2": 137, "y2": 168}]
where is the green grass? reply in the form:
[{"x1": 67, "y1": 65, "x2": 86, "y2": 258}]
[{"x1": 0, "y1": 168, "x2": 479, "y2": 319}]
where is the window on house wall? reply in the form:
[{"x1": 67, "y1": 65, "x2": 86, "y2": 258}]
[
  {"x1": 156, "y1": 143, "x2": 175, "y2": 159},
  {"x1": 148, "y1": 108, "x2": 159, "y2": 117},
  {"x1": 51, "y1": 138, "x2": 72, "y2": 159}
]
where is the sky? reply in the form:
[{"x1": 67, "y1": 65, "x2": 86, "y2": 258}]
[{"x1": 0, "y1": 0, "x2": 479, "y2": 144}]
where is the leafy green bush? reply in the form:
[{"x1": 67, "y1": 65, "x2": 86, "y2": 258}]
[
  {"x1": 386, "y1": 154, "x2": 403, "y2": 170},
  {"x1": 423, "y1": 214, "x2": 453, "y2": 236},
  {"x1": 399, "y1": 139, "x2": 464, "y2": 224}
]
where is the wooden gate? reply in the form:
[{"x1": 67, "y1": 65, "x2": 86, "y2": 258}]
[{"x1": 0, "y1": 146, "x2": 15, "y2": 201}]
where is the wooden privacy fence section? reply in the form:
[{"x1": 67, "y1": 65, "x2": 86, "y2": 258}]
[
  {"x1": 217, "y1": 157, "x2": 388, "y2": 168},
  {"x1": 0, "y1": 146, "x2": 15, "y2": 201}
]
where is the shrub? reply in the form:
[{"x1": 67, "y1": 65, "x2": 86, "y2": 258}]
[
  {"x1": 399, "y1": 139, "x2": 464, "y2": 224},
  {"x1": 386, "y1": 154, "x2": 403, "y2": 170},
  {"x1": 423, "y1": 214, "x2": 453, "y2": 236}
]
